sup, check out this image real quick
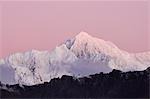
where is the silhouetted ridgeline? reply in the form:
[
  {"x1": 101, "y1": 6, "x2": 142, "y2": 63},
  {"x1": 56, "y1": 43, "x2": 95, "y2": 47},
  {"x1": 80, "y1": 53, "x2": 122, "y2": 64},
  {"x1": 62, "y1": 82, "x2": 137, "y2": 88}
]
[{"x1": 0, "y1": 67, "x2": 150, "y2": 98}]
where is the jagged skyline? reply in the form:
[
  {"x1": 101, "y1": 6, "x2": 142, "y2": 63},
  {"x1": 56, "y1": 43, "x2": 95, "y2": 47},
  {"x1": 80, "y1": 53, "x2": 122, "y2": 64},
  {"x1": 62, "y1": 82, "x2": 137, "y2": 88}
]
[
  {"x1": 0, "y1": 32, "x2": 149, "y2": 85},
  {"x1": 0, "y1": 1, "x2": 149, "y2": 58}
]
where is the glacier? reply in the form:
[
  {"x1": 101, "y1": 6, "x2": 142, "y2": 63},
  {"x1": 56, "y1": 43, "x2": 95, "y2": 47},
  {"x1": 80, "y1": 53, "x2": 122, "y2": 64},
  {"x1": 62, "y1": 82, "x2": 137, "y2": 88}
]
[{"x1": 0, "y1": 32, "x2": 150, "y2": 85}]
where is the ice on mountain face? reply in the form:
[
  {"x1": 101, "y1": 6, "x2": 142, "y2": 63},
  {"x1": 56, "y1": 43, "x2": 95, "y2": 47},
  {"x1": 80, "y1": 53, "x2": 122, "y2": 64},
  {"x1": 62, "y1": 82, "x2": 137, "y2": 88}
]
[
  {"x1": 1, "y1": 32, "x2": 150, "y2": 85},
  {"x1": 108, "y1": 51, "x2": 150, "y2": 72},
  {"x1": 48, "y1": 44, "x2": 78, "y2": 80},
  {"x1": 70, "y1": 32, "x2": 122, "y2": 60},
  {"x1": 3, "y1": 45, "x2": 78, "y2": 85},
  {"x1": 69, "y1": 32, "x2": 149, "y2": 72},
  {"x1": 5, "y1": 50, "x2": 52, "y2": 85},
  {"x1": 50, "y1": 44, "x2": 77, "y2": 64}
]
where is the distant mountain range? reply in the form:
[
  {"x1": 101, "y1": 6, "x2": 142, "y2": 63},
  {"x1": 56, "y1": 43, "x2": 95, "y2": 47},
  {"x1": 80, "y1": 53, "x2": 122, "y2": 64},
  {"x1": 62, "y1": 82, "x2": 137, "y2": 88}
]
[{"x1": 0, "y1": 32, "x2": 150, "y2": 85}]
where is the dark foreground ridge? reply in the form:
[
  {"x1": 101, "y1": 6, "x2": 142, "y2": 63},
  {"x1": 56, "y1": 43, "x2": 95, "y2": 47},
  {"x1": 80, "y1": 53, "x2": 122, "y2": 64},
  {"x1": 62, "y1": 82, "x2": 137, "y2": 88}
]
[{"x1": 0, "y1": 67, "x2": 150, "y2": 98}]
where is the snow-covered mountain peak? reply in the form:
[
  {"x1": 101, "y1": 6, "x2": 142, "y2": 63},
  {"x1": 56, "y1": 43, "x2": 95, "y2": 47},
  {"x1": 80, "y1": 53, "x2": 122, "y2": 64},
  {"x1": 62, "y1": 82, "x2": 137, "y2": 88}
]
[
  {"x1": 0, "y1": 31, "x2": 150, "y2": 85},
  {"x1": 30, "y1": 49, "x2": 42, "y2": 53},
  {"x1": 75, "y1": 31, "x2": 92, "y2": 39},
  {"x1": 69, "y1": 32, "x2": 121, "y2": 59},
  {"x1": 65, "y1": 32, "x2": 92, "y2": 50}
]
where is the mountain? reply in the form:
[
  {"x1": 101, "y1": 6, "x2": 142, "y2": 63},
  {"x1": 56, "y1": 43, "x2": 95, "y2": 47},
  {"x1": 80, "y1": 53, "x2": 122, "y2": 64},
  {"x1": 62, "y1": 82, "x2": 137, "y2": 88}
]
[
  {"x1": 1, "y1": 67, "x2": 150, "y2": 98},
  {"x1": 0, "y1": 32, "x2": 150, "y2": 85}
]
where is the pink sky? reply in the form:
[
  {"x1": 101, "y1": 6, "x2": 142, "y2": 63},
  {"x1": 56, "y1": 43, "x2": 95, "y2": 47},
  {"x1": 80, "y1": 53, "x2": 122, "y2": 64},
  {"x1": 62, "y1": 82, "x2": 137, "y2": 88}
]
[{"x1": 0, "y1": 0, "x2": 150, "y2": 58}]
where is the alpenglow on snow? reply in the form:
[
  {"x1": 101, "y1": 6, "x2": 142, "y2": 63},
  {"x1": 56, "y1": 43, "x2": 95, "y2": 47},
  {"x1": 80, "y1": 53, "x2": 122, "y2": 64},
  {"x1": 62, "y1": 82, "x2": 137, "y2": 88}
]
[{"x1": 0, "y1": 32, "x2": 150, "y2": 85}]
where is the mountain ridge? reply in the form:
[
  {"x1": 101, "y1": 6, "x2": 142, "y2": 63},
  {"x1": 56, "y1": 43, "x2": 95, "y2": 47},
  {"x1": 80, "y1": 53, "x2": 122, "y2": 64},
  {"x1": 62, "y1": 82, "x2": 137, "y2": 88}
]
[{"x1": 0, "y1": 32, "x2": 150, "y2": 85}]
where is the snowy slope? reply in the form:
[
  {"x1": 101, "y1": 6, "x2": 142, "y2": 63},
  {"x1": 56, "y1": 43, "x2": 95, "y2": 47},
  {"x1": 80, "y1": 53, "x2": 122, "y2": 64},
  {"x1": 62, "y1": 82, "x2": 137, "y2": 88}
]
[
  {"x1": 69, "y1": 32, "x2": 150, "y2": 71},
  {"x1": 0, "y1": 32, "x2": 150, "y2": 85}
]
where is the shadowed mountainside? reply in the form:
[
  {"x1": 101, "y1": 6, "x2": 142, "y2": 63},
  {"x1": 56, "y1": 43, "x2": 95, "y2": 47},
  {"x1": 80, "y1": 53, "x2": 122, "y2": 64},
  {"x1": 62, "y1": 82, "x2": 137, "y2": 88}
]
[{"x1": 0, "y1": 67, "x2": 150, "y2": 98}]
